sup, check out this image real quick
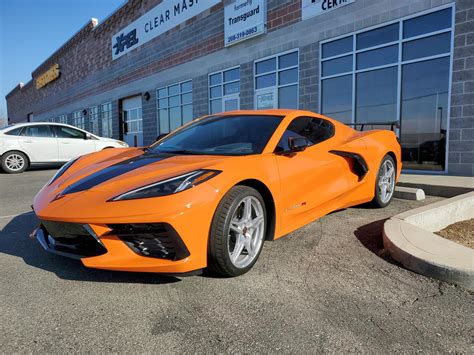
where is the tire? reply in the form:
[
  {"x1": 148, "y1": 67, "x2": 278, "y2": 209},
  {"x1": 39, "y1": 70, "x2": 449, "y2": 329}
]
[
  {"x1": 208, "y1": 186, "x2": 267, "y2": 277},
  {"x1": 1, "y1": 151, "x2": 28, "y2": 174},
  {"x1": 372, "y1": 154, "x2": 396, "y2": 208}
]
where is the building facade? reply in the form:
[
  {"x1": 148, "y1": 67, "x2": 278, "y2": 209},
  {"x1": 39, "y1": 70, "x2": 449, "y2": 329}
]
[{"x1": 5, "y1": 0, "x2": 474, "y2": 176}]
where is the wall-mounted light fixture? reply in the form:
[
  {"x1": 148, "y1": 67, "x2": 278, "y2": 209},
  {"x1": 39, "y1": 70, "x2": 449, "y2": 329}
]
[
  {"x1": 82, "y1": 109, "x2": 88, "y2": 116},
  {"x1": 143, "y1": 91, "x2": 151, "y2": 101}
]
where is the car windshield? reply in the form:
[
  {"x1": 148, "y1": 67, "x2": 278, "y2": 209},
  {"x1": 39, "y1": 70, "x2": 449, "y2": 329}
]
[{"x1": 149, "y1": 115, "x2": 283, "y2": 155}]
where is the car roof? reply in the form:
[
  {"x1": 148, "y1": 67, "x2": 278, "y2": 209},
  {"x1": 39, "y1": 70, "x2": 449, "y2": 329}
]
[{"x1": 218, "y1": 109, "x2": 303, "y2": 116}]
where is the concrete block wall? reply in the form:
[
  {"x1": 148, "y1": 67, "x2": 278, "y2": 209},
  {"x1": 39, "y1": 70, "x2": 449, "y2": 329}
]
[{"x1": 449, "y1": 0, "x2": 474, "y2": 176}]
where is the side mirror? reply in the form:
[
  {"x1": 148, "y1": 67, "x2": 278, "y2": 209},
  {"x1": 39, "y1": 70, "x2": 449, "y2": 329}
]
[
  {"x1": 85, "y1": 133, "x2": 92, "y2": 140},
  {"x1": 288, "y1": 136, "x2": 309, "y2": 152},
  {"x1": 156, "y1": 133, "x2": 168, "y2": 141}
]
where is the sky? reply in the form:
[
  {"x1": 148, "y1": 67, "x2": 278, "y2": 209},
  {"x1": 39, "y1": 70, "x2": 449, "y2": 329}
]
[{"x1": 0, "y1": 0, "x2": 125, "y2": 122}]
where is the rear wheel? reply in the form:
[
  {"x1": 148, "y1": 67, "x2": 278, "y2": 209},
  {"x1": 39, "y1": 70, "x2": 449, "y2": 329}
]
[
  {"x1": 372, "y1": 155, "x2": 396, "y2": 208},
  {"x1": 208, "y1": 186, "x2": 266, "y2": 277},
  {"x1": 1, "y1": 151, "x2": 28, "y2": 174}
]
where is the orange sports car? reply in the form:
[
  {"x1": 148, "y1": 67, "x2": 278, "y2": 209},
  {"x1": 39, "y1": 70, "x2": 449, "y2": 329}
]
[{"x1": 33, "y1": 110, "x2": 401, "y2": 277}]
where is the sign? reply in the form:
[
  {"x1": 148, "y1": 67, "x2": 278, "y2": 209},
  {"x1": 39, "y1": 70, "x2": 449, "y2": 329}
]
[
  {"x1": 112, "y1": 0, "x2": 221, "y2": 60},
  {"x1": 256, "y1": 92, "x2": 275, "y2": 109},
  {"x1": 36, "y1": 64, "x2": 60, "y2": 89},
  {"x1": 224, "y1": 0, "x2": 266, "y2": 47},
  {"x1": 302, "y1": 0, "x2": 355, "y2": 20}
]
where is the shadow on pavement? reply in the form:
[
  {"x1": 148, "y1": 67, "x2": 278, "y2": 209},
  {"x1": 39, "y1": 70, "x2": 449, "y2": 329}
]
[
  {"x1": 354, "y1": 218, "x2": 399, "y2": 265},
  {"x1": 0, "y1": 212, "x2": 180, "y2": 285}
]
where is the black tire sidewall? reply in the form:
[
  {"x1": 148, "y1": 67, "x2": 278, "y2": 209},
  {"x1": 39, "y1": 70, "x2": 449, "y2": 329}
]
[
  {"x1": 208, "y1": 186, "x2": 267, "y2": 277},
  {"x1": 1, "y1": 151, "x2": 28, "y2": 174}
]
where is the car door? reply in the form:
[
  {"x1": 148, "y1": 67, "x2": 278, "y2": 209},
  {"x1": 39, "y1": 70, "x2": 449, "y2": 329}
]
[
  {"x1": 53, "y1": 125, "x2": 96, "y2": 161},
  {"x1": 18, "y1": 125, "x2": 58, "y2": 162},
  {"x1": 274, "y1": 116, "x2": 350, "y2": 229}
]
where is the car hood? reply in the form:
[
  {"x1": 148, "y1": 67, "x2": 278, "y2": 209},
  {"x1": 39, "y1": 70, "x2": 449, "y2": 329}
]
[{"x1": 40, "y1": 148, "x2": 230, "y2": 203}]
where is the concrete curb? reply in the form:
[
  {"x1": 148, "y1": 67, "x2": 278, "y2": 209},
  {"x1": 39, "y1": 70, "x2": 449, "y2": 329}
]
[
  {"x1": 383, "y1": 192, "x2": 474, "y2": 290},
  {"x1": 394, "y1": 186, "x2": 425, "y2": 201}
]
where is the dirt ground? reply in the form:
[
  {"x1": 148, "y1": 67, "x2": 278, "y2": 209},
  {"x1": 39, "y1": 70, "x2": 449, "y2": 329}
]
[{"x1": 436, "y1": 219, "x2": 474, "y2": 249}]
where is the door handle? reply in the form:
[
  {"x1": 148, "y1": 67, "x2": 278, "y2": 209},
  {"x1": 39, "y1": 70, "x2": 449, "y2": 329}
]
[
  {"x1": 61, "y1": 141, "x2": 71, "y2": 144},
  {"x1": 21, "y1": 140, "x2": 33, "y2": 143}
]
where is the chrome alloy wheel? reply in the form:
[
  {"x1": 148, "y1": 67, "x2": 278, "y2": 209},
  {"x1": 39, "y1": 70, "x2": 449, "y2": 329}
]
[
  {"x1": 227, "y1": 196, "x2": 265, "y2": 269},
  {"x1": 378, "y1": 159, "x2": 395, "y2": 204},
  {"x1": 5, "y1": 153, "x2": 25, "y2": 172}
]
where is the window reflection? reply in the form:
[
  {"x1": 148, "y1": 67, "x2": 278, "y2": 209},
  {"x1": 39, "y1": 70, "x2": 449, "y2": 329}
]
[
  {"x1": 401, "y1": 57, "x2": 449, "y2": 171},
  {"x1": 321, "y1": 75, "x2": 352, "y2": 124},
  {"x1": 356, "y1": 67, "x2": 398, "y2": 123}
]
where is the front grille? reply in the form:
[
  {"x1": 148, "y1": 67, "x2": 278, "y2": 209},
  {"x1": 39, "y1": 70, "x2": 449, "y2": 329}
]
[
  {"x1": 41, "y1": 220, "x2": 107, "y2": 258},
  {"x1": 106, "y1": 223, "x2": 190, "y2": 261}
]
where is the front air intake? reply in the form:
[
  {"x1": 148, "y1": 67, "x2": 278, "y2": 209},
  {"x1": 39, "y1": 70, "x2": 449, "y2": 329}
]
[{"x1": 106, "y1": 223, "x2": 190, "y2": 261}]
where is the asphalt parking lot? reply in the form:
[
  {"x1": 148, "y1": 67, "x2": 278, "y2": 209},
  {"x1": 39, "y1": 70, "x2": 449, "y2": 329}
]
[{"x1": 0, "y1": 169, "x2": 471, "y2": 353}]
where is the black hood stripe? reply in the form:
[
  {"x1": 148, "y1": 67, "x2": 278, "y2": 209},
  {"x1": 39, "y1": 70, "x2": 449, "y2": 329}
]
[{"x1": 61, "y1": 153, "x2": 174, "y2": 195}]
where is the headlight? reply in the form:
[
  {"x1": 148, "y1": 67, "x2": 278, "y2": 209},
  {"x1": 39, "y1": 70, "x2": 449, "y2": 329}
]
[
  {"x1": 48, "y1": 157, "x2": 80, "y2": 186},
  {"x1": 109, "y1": 169, "x2": 221, "y2": 201},
  {"x1": 116, "y1": 140, "x2": 128, "y2": 147}
]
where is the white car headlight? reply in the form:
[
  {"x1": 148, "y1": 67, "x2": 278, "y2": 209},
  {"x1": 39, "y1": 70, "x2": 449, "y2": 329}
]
[{"x1": 116, "y1": 140, "x2": 128, "y2": 147}]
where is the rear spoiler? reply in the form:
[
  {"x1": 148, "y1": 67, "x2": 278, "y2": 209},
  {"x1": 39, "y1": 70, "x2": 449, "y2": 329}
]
[{"x1": 346, "y1": 121, "x2": 400, "y2": 132}]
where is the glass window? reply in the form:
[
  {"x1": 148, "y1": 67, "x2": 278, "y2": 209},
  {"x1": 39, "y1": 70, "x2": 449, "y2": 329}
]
[
  {"x1": 400, "y1": 57, "x2": 449, "y2": 171},
  {"x1": 279, "y1": 68, "x2": 298, "y2": 86},
  {"x1": 279, "y1": 52, "x2": 298, "y2": 69},
  {"x1": 151, "y1": 115, "x2": 284, "y2": 156},
  {"x1": 224, "y1": 68, "x2": 240, "y2": 82},
  {"x1": 322, "y1": 55, "x2": 352, "y2": 76},
  {"x1": 255, "y1": 51, "x2": 299, "y2": 109},
  {"x1": 54, "y1": 126, "x2": 86, "y2": 139},
  {"x1": 157, "y1": 80, "x2": 193, "y2": 134},
  {"x1": 322, "y1": 36, "x2": 352, "y2": 58},
  {"x1": 256, "y1": 58, "x2": 276, "y2": 74},
  {"x1": 357, "y1": 23, "x2": 399, "y2": 50},
  {"x1": 402, "y1": 32, "x2": 451, "y2": 61},
  {"x1": 357, "y1": 45, "x2": 398, "y2": 70},
  {"x1": 321, "y1": 75, "x2": 352, "y2": 124},
  {"x1": 21, "y1": 125, "x2": 53, "y2": 138},
  {"x1": 277, "y1": 117, "x2": 335, "y2": 151},
  {"x1": 181, "y1": 81, "x2": 192, "y2": 93},
  {"x1": 209, "y1": 67, "x2": 241, "y2": 114},
  {"x1": 278, "y1": 86, "x2": 298, "y2": 109},
  {"x1": 256, "y1": 74, "x2": 276, "y2": 89},
  {"x1": 89, "y1": 106, "x2": 99, "y2": 135},
  {"x1": 210, "y1": 73, "x2": 221, "y2": 86},
  {"x1": 320, "y1": 7, "x2": 453, "y2": 171},
  {"x1": 356, "y1": 67, "x2": 398, "y2": 123},
  {"x1": 72, "y1": 111, "x2": 84, "y2": 129},
  {"x1": 100, "y1": 102, "x2": 113, "y2": 138},
  {"x1": 4, "y1": 127, "x2": 23, "y2": 136},
  {"x1": 403, "y1": 8, "x2": 452, "y2": 39}
]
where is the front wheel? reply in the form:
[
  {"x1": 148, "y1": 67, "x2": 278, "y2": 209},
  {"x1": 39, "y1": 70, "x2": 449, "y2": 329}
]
[
  {"x1": 372, "y1": 155, "x2": 396, "y2": 208},
  {"x1": 1, "y1": 151, "x2": 28, "y2": 174},
  {"x1": 208, "y1": 186, "x2": 266, "y2": 277}
]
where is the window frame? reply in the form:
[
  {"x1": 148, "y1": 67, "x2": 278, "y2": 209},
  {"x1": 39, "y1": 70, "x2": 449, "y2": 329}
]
[
  {"x1": 254, "y1": 49, "x2": 300, "y2": 110},
  {"x1": 100, "y1": 102, "x2": 113, "y2": 138},
  {"x1": 156, "y1": 79, "x2": 193, "y2": 134},
  {"x1": 208, "y1": 66, "x2": 241, "y2": 114},
  {"x1": 319, "y1": 3, "x2": 455, "y2": 174},
  {"x1": 72, "y1": 110, "x2": 85, "y2": 130}
]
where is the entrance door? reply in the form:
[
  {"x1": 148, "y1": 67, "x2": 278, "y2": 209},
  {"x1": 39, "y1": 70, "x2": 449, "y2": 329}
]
[{"x1": 121, "y1": 96, "x2": 143, "y2": 147}]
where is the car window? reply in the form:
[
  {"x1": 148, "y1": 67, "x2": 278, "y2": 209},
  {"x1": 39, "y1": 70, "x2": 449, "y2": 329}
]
[
  {"x1": 4, "y1": 127, "x2": 23, "y2": 136},
  {"x1": 276, "y1": 117, "x2": 335, "y2": 151},
  {"x1": 20, "y1": 125, "x2": 54, "y2": 138},
  {"x1": 54, "y1": 126, "x2": 86, "y2": 139}
]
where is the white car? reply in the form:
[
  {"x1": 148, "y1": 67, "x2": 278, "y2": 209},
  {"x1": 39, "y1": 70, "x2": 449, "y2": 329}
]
[{"x1": 0, "y1": 122, "x2": 128, "y2": 173}]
